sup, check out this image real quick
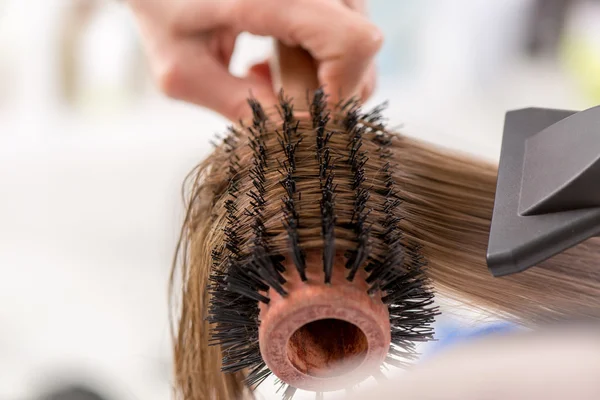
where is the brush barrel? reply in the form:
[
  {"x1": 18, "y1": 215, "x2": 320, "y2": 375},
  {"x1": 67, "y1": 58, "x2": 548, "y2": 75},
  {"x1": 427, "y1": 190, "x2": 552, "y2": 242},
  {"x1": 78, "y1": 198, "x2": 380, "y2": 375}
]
[
  {"x1": 270, "y1": 41, "x2": 320, "y2": 101},
  {"x1": 262, "y1": 38, "x2": 390, "y2": 391},
  {"x1": 258, "y1": 254, "x2": 391, "y2": 392}
]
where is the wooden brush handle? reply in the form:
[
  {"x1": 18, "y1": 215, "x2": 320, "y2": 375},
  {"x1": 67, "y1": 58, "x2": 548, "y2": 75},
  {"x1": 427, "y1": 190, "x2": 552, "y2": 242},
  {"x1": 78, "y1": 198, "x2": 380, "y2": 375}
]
[{"x1": 270, "y1": 41, "x2": 319, "y2": 102}]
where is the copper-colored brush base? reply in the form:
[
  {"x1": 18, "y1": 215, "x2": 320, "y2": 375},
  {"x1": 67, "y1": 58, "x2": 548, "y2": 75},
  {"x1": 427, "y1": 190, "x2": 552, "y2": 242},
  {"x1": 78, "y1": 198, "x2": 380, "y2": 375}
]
[{"x1": 258, "y1": 255, "x2": 391, "y2": 392}]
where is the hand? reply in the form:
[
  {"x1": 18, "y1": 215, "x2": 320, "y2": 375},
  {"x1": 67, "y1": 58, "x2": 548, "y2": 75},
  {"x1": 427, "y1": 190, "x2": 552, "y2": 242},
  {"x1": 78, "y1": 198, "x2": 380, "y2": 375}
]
[
  {"x1": 345, "y1": 326, "x2": 600, "y2": 400},
  {"x1": 127, "y1": 0, "x2": 383, "y2": 121}
]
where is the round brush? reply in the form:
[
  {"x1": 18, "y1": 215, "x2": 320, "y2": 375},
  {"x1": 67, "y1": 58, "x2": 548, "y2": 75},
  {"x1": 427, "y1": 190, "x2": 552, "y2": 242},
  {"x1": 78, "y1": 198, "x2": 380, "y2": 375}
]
[
  {"x1": 203, "y1": 39, "x2": 440, "y2": 398},
  {"x1": 257, "y1": 41, "x2": 388, "y2": 392}
]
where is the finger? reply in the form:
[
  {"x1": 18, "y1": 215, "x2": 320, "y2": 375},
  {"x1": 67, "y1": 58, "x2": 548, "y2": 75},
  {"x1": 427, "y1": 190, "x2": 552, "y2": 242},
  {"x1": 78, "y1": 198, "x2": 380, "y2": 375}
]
[
  {"x1": 156, "y1": 38, "x2": 278, "y2": 121},
  {"x1": 170, "y1": 0, "x2": 233, "y2": 33},
  {"x1": 319, "y1": 0, "x2": 374, "y2": 102},
  {"x1": 176, "y1": 0, "x2": 383, "y2": 102},
  {"x1": 230, "y1": 0, "x2": 382, "y2": 101},
  {"x1": 248, "y1": 60, "x2": 273, "y2": 86},
  {"x1": 360, "y1": 61, "x2": 377, "y2": 101},
  {"x1": 341, "y1": 0, "x2": 367, "y2": 14},
  {"x1": 235, "y1": 0, "x2": 382, "y2": 101},
  {"x1": 214, "y1": 28, "x2": 238, "y2": 67}
]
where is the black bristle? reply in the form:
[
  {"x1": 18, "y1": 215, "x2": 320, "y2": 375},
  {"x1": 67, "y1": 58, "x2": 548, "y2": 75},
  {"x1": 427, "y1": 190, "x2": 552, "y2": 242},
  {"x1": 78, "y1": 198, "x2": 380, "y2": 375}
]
[
  {"x1": 271, "y1": 254, "x2": 286, "y2": 273},
  {"x1": 344, "y1": 107, "x2": 372, "y2": 282},
  {"x1": 277, "y1": 93, "x2": 307, "y2": 281},
  {"x1": 206, "y1": 100, "x2": 283, "y2": 385},
  {"x1": 358, "y1": 108, "x2": 439, "y2": 360},
  {"x1": 244, "y1": 363, "x2": 272, "y2": 388},
  {"x1": 211, "y1": 246, "x2": 224, "y2": 266},
  {"x1": 226, "y1": 282, "x2": 270, "y2": 304},
  {"x1": 366, "y1": 126, "x2": 406, "y2": 290},
  {"x1": 223, "y1": 128, "x2": 239, "y2": 150},
  {"x1": 249, "y1": 97, "x2": 268, "y2": 125},
  {"x1": 311, "y1": 88, "x2": 329, "y2": 130},
  {"x1": 311, "y1": 89, "x2": 337, "y2": 284},
  {"x1": 362, "y1": 101, "x2": 388, "y2": 128},
  {"x1": 221, "y1": 139, "x2": 242, "y2": 257},
  {"x1": 207, "y1": 268, "x2": 264, "y2": 374},
  {"x1": 274, "y1": 378, "x2": 286, "y2": 394},
  {"x1": 283, "y1": 386, "x2": 297, "y2": 400},
  {"x1": 313, "y1": 89, "x2": 333, "y2": 169},
  {"x1": 320, "y1": 172, "x2": 337, "y2": 284},
  {"x1": 246, "y1": 101, "x2": 288, "y2": 296},
  {"x1": 365, "y1": 244, "x2": 404, "y2": 285},
  {"x1": 282, "y1": 197, "x2": 306, "y2": 281},
  {"x1": 336, "y1": 95, "x2": 361, "y2": 117},
  {"x1": 345, "y1": 210, "x2": 371, "y2": 281},
  {"x1": 248, "y1": 245, "x2": 288, "y2": 296},
  {"x1": 247, "y1": 190, "x2": 266, "y2": 209}
]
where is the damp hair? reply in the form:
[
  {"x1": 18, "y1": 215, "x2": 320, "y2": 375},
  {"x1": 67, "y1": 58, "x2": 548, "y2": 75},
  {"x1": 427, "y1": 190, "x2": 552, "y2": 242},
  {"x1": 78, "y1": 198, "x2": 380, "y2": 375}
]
[{"x1": 169, "y1": 92, "x2": 600, "y2": 400}]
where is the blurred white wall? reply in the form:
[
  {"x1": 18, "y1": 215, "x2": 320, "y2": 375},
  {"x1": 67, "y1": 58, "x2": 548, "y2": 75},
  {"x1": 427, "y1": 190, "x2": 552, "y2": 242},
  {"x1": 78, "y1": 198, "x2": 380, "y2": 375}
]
[{"x1": 0, "y1": 0, "x2": 599, "y2": 399}]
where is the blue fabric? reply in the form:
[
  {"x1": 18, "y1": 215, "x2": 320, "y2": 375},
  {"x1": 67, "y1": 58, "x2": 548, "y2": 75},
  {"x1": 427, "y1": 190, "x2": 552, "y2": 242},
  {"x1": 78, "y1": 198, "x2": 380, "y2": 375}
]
[{"x1": 422, "y1": 321, "x2": 518, "y2": 359}]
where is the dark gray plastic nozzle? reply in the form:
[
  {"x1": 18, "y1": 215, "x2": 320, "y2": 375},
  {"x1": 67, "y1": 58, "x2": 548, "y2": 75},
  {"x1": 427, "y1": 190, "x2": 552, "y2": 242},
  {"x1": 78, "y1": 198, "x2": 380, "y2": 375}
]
[{"x1": 487, "y1": 105, "x2": 600, "y2": 277}]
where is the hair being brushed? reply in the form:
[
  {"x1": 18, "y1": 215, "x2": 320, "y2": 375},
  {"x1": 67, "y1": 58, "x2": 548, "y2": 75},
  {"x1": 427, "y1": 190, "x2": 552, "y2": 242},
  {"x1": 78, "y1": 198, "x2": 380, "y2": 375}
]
[{"x1": 170, "y1": 91, "x2": 600, "y2": 400}]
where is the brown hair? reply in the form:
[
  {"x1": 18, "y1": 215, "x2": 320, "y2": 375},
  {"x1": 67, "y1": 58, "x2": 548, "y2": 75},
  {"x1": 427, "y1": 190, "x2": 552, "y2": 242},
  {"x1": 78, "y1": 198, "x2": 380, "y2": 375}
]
[{"x1": 169, "y1": 97, "x2": 600, "y2": 400}]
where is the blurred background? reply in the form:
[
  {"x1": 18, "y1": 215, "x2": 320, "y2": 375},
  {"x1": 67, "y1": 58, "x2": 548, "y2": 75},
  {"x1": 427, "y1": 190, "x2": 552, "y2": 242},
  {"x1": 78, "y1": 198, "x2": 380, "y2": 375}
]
[{"x1": 1, "y1": 0, "x2": 599, "y2": 399}]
